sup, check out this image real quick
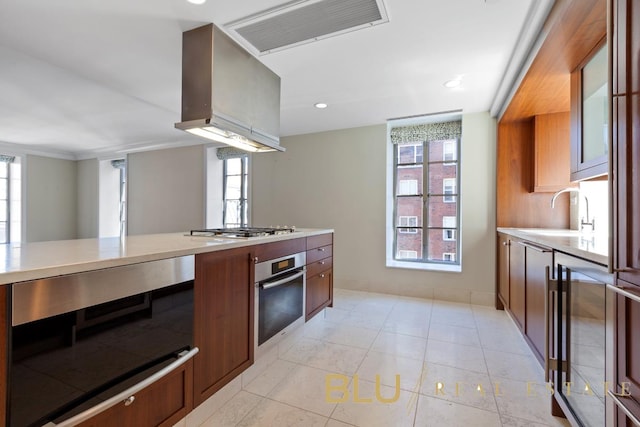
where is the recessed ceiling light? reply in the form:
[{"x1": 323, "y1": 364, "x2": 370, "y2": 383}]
[
  {"x1": 187, "y1": 0, "x2": 206, "y2": 4},
  {"x1": 443, "y1": 79, "x2": 462, "y2": 89},
  {"x1": 314, "y1": 102, "x2": 328, "y2": 109}
]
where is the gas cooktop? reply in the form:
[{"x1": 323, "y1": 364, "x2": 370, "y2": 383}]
[{"x1": 189, "y1": 227, "x2": 296, "y2": 238}]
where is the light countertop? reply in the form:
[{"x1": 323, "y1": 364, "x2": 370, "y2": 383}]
[
  {"x1": 0, "y1": 229, "x2": 333, "y2": 285},
  {"x1": 497, "y1": 228, "x2": 609, "y2": 266}
]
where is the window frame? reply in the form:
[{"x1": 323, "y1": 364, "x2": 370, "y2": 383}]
[
  {"x1": 386, "y1": 116, "x2": 462, "y2": 273},
  {"x1": 222, "y1": 156, "x2": 249, "y2": 228}
]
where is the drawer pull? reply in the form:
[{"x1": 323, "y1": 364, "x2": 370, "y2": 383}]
[
  {"x1": 47, "y1": 347, "x2": 199, "y2": 426},
  {"x1": 320, "y1": 274, "x2": 325, "y2": 278},
  {"x1": 319, "y1": 261, "x2": 326, "y2": 265},
  {"x1": 124, "y1": 396, "x2": 135, "y2": 406},
  {"x1": 318, "y1": 248, "x2": 326, "y2": 252}
]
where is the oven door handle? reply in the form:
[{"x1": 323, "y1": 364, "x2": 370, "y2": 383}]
[
  {"x1": 44, "y1": 347, "x2": 199, "y2": 427},
  {"x1": 261, "y1": 269, "x2": 306, "y2": 290}
]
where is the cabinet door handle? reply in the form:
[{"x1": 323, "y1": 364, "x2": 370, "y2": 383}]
[
  {"x1": 607, "y1": 284, "x2": 640, "y2": 304},
  {"x1": 48, "y1": 347, "x2": 199, "y2": 426},
  {"x1": 319, "y1": 261, "x2": 326, "y2": 265},
  {"x1": 608, "y1": 390, "x2": 640, "y2": 426},
  {"x1": 544, "y1": 266, "x2": 555, "y2": 383},
  {"x1": 520, "y1": 241, "x2": 552, "y2": 253},
  {"x1": 320, "y1": 273, "x2": 325, "y2": 278},
  {"x1": 502, "y1": 241, "x2": 509, "y2": 246},
  {"x1": 318, "y1": 248, "x2": 326, "y2": 252}
]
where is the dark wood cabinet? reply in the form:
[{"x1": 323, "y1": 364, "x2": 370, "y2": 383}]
[
  {"x1": 1, "y1": 286, "x2": 7, "y2": 424},
  {"x1": 510, "y1": 239, "x2": 526, "y2": 331},
  {"x1": 524, "y1": 243, "x2": 553, "y2": 364},
  {"x1": 532, "y1": 113, "x2": 573, "y2": 193},
  {"x1": 305, "y1": 234, "x2": 333, "y2": 321},
  {"x1": 614, "y1": 280, "x2": 640, "y2": 426},
  {"x1": 78, "y1": 360, "x2": 193, "y2": 427},
  {"x1": 612, "y1": 1, "x2": 640, "y2": 424},
  {"x1": 193, "y1": 247, "x2": 254, "y2": 406},
  {"x1": 497, "y1": 233, "x2": 510, "y2": 310},
  {"x1": 613, "y1": 0, "x2": 640, "y2": 288},
  {"x1": 570, "y1": 37, "x2": 609, "y2": 182},
  {"x1": 500, "y1": 236, "x2": 552, "y2": 365}
]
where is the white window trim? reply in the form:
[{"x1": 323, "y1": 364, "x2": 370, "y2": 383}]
[
  {"x1": 443, "y1": 252, "x2": 456, "y2": 261},
  {"x1": 442, "y1": 216, "x2": 456, "y2": 241},
  {"x1": 443, "y1": 229, "x2": 456, "y2": 241},
  {"x1": 385, "y1": 123, "x2": 461, "y2": 273},
  {"x1": 443, "y1": 140, "x2": 456, "y2": 164},
  {"x1": 398, "y1": 215, "x2": 418, "y2": 233},
  {"x1": 397, "y1": 250, "x2": 418, "y2": 259},
  {"x1": 443, "y1": 178, "x2": 456, "y2": 203},
  {"x1": 398, "y1": 179, "x2": 418, "y2": 196}
]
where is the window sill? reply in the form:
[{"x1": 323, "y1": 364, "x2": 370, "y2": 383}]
[{"x1": 385, "y1": 259, "x2": 462, "y2": 273}]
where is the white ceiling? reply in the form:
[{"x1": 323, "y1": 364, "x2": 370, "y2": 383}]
[{"x1": 0, "y1": 0, "x2": 552, "y2": 158}]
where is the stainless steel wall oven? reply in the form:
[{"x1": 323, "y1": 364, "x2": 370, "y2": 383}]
[
  {"x1": 254, "y1": 252, "x2": 305, "y2": 355},
  {"x1": 7, "y1": 256, "x2": 197, "y2": 427}
]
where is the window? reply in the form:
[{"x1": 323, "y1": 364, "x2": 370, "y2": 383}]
[
  {"x1": 398, "y1": 179, "x2": 418, "y2": 195},
  {"x1": 443, "y1": 216, "x2": 456, "y2": 241},
  {"x1": 443, "y1": 178, "x2": 456, "y2": 203},
  {"x1": 0, "y1": 156, "x2": 21, "y2": 244},
  {"x1": 386, "y1": 115, "x2": 461, "y2": 272},
  {"x1": 398, "y1": 216, "x2": 418, "y2": 233},
  {"x1": 398, "y1": 250, "x2": 418, "y2": 259},
  {"x1": 443, "y1": 140, "x2": 456, "y2": 163},
  {"x1": 398, "y1": 144, "x2": 423, "y2": 164},
  {"x1": 223, "y1": 157, "x2": 248, "y2": 227}
]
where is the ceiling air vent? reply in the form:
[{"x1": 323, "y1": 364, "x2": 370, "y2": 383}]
[{"x1": 226, "y1": 0, "x2": 389, "y2": 55}]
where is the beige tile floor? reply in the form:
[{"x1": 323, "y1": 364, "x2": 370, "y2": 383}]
[{"x1": 198, "y1": 289, "x2": 571, "y2": 427}]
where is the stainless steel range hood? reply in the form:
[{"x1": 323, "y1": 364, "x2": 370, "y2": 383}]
[{"x1": 175, "y1": 24, "x2": 284, "y2": 152}]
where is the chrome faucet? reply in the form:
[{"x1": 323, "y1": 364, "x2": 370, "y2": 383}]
[{"x1": 550, "y1": 187, "x2": 595, "y2": 232}]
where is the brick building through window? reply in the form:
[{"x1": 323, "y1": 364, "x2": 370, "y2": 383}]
[{"x1": 387, "y1": 117, "x2": 461, "y2": 268}]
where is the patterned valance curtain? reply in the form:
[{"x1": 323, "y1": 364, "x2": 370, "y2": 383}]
[
  {"x1": 216, "y1": 147, "x2": 249, "y2": 160},
  {"x1": 0, "y1": 155, "x2": 15, "y2": 163},
  {"x1": 110, "y1": 159, "x2": 126, "y2": 169},
  {"x1": 390, "y1": 120, "x2": 462, "y2": 144}
]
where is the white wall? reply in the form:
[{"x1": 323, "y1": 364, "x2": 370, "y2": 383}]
[
  {"x1": 25, "y1": 154, "x2": 77, "y2": 242},
  {"x1": 252, "y1": 112, "x2": 497, "y2": 305},
  {"x1": 127, "y1": 145, "x2": 206, "y2": 235},
  {"x1": 76, "y1": 158, "x2": 98, "y2": 238}
]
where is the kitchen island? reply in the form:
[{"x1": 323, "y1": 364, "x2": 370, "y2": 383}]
[
  {"x1": 0, "y1": 228, "x2": 332, "y2": 285},
  {"x1": 1, "y1": 229, "x2": 333, "y2": 427}
]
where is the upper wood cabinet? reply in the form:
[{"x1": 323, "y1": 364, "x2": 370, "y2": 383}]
[
  {"x1": 570, "y1": 38, "x2": 609, "y2": 181},
  {"x1": 612, "y1": 1, "x2": 640, "y2": 425},
  {"x1": 532, "y1": 112, "x2": 573, "y2": 192},
  {"x1": 613, "y1": 0, "x2": 640, "y2": 288}
]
